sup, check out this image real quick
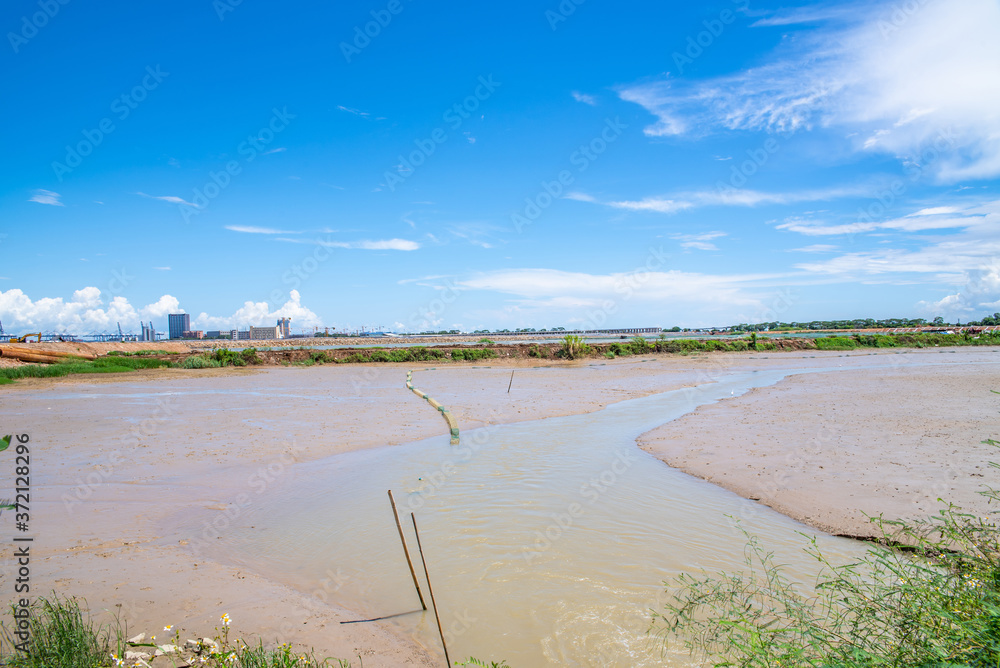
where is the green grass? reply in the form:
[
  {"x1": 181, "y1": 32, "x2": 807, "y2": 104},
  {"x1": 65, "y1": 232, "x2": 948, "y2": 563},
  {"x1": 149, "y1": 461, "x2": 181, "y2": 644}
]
[
  {"x1": 0, "y1": 595, "x2": 125, "y2": 668},
  {"x1": 656, "y1": 437, "x2": 1000, "y2": 667},
  {"x1": 815, "y1": 335, "x2": 859, "y2": 350},
  {"x1": 106, "y1": 350, "x2": 171, "y2": 357},
  {"x1": 450, "y1": 348, "x2": 498, "y2": 361},
  {"x1": 0, "y1": 598, "x2": 353, "y2": 667},
  {"x1": 0, "y1": 356, "x2": 173, "y2": 385},
  {"x1": 181, "y1": 348, "x2": 263, "y2": 369}
]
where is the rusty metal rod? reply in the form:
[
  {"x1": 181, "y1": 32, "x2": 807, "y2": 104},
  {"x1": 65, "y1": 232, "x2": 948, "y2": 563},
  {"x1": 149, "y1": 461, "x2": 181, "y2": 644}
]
[{"x1": 411, "y1": 513, "x2": 450, "y2": 668}]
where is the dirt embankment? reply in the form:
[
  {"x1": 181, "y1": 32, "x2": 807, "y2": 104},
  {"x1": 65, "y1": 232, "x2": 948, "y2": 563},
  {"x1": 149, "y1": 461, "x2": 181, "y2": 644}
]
[{"x1": 1, "y1": 337, "x2": 819, "y2": 369}]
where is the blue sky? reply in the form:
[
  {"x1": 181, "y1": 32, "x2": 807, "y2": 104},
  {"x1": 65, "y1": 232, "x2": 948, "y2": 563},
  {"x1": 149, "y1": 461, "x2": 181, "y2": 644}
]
[{"x1": 2, "y1": 0, "x2": 999, "y2": 335}]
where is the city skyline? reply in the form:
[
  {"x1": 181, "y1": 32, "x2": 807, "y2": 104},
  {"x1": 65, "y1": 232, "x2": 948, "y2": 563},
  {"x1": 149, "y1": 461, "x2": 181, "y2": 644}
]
[{"x1": 3, "y1": 1, "x2": 999, "y2": 334}]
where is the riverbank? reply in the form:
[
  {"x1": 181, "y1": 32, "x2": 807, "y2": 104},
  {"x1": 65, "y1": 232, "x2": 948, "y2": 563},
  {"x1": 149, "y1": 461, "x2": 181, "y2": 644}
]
[{"x1": 3, "y1": 348, "x2": 998, "y2": 663}]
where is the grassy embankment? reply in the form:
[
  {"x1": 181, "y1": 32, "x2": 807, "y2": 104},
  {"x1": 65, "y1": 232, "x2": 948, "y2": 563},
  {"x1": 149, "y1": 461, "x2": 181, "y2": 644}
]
[{"x1": 1, "y1": 330, "x2": 998, "y2": 386}]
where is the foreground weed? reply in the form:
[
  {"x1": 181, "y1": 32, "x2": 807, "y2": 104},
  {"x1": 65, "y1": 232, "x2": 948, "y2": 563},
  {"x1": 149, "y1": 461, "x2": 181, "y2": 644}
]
[
  {"x1": 0, "y1": 595, "x2": 124, "y2": 668},
  {"x1": 655, "y1": 432, "x2": 1000, "y2": 667}
]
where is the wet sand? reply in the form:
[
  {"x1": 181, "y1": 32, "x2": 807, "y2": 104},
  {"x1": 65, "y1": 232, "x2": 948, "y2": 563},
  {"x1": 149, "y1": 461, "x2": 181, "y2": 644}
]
[
  {"x1": 639, "y1": 349, "x2": 1000, "y2": 538},
  {"x1": 2, "y1": 348, "x2": 998, "y2": 663}
]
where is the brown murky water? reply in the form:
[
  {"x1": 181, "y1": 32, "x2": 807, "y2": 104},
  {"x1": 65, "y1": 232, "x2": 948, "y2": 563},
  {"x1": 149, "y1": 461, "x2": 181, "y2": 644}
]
[{"x1": 167, "y1": 368, "x2": 871, "y2": 666}]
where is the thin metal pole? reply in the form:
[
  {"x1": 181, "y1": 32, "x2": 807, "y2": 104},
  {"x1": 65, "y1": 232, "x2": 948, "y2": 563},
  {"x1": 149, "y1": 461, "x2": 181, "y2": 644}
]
[
  {"x1": 388, "y1": 490, "x2": 426, "y2": 611},
  {"x1": 507, "y1": 370, "x2": 514, "y2": 393},
  {"x1": 411, "y1": 512, "x2": 451, "y2": 668}
]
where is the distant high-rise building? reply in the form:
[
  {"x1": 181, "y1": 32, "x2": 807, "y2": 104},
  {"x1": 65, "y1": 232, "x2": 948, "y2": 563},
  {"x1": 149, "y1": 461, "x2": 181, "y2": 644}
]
[
  {"x1": 168, "y1": 313, "x2": 190, "y2": 340},
  {"x1": 277, "y1": 317, "x2": 291, "y2": 339}
]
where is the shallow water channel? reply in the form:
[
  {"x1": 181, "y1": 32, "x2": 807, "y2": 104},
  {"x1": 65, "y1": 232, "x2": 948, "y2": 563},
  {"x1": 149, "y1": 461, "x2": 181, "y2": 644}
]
[{"x1": 177, "y1": 368, "x2": 872, "y2": 666}]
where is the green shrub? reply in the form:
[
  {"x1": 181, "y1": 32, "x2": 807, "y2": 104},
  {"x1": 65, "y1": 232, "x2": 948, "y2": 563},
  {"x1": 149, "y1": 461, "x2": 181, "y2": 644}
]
[
  {"x1": 180, "y1": 355, "x2": 221, "y2": 369},
  {"x1": 527, "y1": 344, "x2": 548, "y2": 358},
  {"x1": 814, "y1": 336, "x2": 858, "y2": 350},
  {"x1": 557, "y1": 334, "x2": 591, "y2": 359},
  {"x1": 629, "y1": 336, "x2": 651, "y2": 354}
]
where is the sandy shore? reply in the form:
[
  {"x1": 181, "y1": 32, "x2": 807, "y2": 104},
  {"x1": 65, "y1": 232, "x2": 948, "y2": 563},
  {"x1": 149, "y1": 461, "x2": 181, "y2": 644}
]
[
  {"x1": 2, "y1": 348, "x2": 998, "y2": 663},
  {"x1": 638, "y1": 349, "x2": 1000, "y2": 538}
]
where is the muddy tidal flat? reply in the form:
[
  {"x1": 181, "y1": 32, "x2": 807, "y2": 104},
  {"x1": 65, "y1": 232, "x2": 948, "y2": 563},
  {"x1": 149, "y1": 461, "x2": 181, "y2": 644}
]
[{"x1": 3, "y1": 347, "x2": 998, "y2": 666}]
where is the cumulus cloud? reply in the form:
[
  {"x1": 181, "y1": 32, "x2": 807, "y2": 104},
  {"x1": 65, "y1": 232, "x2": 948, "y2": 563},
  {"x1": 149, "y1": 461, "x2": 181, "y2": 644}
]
[
  {"x1": 918, "y1": 263, "x2": 1000, "y2": 317},
  {"x1": 619, "y1": 0, "x2": 1000, "y2": 181},
  {"x1": 193, "y1": 290, "x2": 321, "y2": 330},
  {"x1": 0, "y1": 288, "x2": 323, "y2": 335},
  {"x1": 0, "y1": 287, "x2": 142, "y2": 333}
]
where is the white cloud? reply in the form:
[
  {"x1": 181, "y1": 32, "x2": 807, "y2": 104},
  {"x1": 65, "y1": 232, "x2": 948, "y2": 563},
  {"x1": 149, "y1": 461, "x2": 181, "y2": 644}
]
[
  {"x1": 918, "y1": 263, "x2": 1000, "y2": 316},
  {"x1": 908, "y1": 206, "x2": 959, "y2": 217},
  {"x1": 673, "y1": 231, "x2": 727, "y2": 251},
  {"x1": 793, "y1": 202, "x2": 1000, "y2": 282},
  {"x1": 750, "y1": 4, "x2": 860, "y2": 27},
  {"x1": 571, "y1": 91, "x2": 598, "y2": 106},
  {"x1": 0, "y1": 287, "x2": 145, "y2": 333},
  {"x1": 225, "y1": 225, "x2": 298, "y2": 235},
  {"x1": 193, "y1": 290, "x2": 322, "y2": 330},
  {"x1": 459, "y1": 267, "x2": 774, "y2": 310},
  {"x1": 137, "y1": 192, "x2": 198, "y2": 207},
  {"x1": 336, "y1": 105, "x2": 370, "y2": 118},
  {"x1": 619, "y1": 0, "x2": 1000, "y2": 181},
  {"x1": 787, "y1": 244, "x2": 839, "y2": 253},
  {"x1": 606, "y1": 197, "x2": 694, "y2": 214},
  {"x1": 141, "y1": 295, "x2": 181, "y2": 319},
  {"x1": 29, "y1": 189, "x2": 64, "y2": 206},
  {"x1": 776, "y1": 199, "x2": 995, "y2": 236},
  {"x1": 154, "y1": 266, "x2": 172, "y2": 271},
  {"x1": 0, "y1": 288, "x2": 326, "y2": 335},
  {"x1": 280, "y1": 238, "x2": 420, "y2": 251},
  {"x1": 581, "y1": 184, "x2": 870, "y2": 216}
]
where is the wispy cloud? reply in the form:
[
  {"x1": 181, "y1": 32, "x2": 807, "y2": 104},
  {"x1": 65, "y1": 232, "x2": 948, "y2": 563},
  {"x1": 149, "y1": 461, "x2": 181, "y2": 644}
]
[
  {"x1": 261, "y1": 147, "x2": 286, "y2": 155},
  {"x1": 750, "y1": 3, "x2": 861, "y2": 27},
  {"x1": 336, "y1": 105, "x2": 370, "y2": 118},
  {"x1": 619, "y1": 0, "x2": 1000, "y2": 180},
  {"x1": 137, "y1": 192, "x2": 198, "y2": 207},
  {"x1": 153, "y1": 266, "x2": 172, "y2": 271},
  {"x1": 673, "y1": 231, "x2": 727, "y2": 251},
  {"x1": 457, "y1": 268, "x2": 781, "y2": 314},
  {"x1": 775, "y1": 200, "x2": 993, "y2": 236},
  {"x1": 579, "y1": 184, "x2": 869, "y2": 215},
  {"x1": 787, "y1": 244, "x2": 839, "y2": 253},
  {"x1": 279, "y1": 237, "x2": 420, "y2": 251},
  {"x1": 571, "y1": 91, "x2": 597, "y2": 106},
  {"x1": 225, "y1": 225, "x2": 299, "y2": 235},
  {"x1": 29, "y1": 189, "x2": 64, "y2": 206}
]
